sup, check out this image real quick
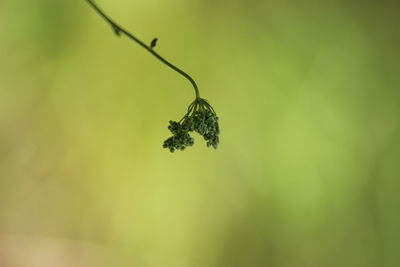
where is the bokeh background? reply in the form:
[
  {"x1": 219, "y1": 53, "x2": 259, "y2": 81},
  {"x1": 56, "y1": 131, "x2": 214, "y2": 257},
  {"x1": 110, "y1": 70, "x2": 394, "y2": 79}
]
[{"x1": 1, "y1": 0, "x2": 399, "y2": 266}]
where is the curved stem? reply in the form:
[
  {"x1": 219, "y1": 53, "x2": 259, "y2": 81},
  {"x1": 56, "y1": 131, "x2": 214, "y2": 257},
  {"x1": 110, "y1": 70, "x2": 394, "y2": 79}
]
[{"x1": 85, "y1": 0, "x2": 200, "y2": 98}]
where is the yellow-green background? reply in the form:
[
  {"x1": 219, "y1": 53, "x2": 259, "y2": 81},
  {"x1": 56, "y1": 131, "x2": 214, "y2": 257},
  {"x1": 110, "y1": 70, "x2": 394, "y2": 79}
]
[{"x1": 1, "y1": 0, "x2": 399, "y2": 266}]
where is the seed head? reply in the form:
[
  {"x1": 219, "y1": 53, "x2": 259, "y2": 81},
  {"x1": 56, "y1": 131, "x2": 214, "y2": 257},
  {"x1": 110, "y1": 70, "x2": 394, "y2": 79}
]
[{"x1": 163, "y1": 98, "x2": 220, "y2": 152}]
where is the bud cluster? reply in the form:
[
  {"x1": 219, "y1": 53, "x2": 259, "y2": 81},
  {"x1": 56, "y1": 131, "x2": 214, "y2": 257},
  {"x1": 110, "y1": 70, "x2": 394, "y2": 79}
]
[{"x1": 163, "y1": 98, "x2": 220, "y2": 152}]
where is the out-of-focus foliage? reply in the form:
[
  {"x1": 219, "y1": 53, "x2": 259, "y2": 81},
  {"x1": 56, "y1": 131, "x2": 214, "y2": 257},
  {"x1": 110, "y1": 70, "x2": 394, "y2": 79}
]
[{"x1": 0, "y1": 0, "x2": 399, "y2": 266}]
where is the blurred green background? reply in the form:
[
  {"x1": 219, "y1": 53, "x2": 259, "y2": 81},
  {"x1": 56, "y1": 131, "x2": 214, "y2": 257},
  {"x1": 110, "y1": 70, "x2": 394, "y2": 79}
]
[{"x1": 1, "y1": 0, "x2": 399, "y2": 266}]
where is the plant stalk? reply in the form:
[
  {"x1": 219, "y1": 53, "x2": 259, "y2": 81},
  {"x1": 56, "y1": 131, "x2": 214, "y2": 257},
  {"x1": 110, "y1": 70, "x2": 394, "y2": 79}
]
[{"x1": 85, "y1": 0, "x2": 200, "y2": 98}]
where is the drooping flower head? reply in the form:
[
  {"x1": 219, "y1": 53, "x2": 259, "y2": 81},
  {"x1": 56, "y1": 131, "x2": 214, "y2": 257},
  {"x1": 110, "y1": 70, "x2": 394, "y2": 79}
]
[{"x1": 163, "y1": 98, "x2": 220, "y2": 152}]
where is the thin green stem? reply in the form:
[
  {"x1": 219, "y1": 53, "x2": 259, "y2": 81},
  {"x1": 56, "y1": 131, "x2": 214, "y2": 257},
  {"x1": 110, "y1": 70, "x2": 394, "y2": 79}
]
[{"x1": 85, "y1": 0, "x2": 200, "y2": 98}]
